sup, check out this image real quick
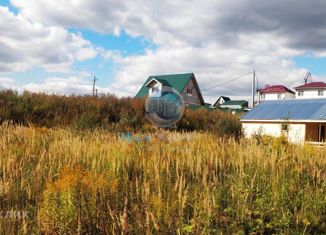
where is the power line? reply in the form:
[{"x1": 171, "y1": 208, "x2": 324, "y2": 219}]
[{"x1": 201, "y1": 71, "x2": 253, "y2": 92}]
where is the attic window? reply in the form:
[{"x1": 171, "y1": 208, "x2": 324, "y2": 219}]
[
  {"x1": 152, "y1": 86, "x2": 159, "y2": 92},
  {"x1": 318, "y1": 90, "x2": 324, "y2": 96},
  {"x1": 186, "y1": 88, "x2": 193, "y2": 95}
]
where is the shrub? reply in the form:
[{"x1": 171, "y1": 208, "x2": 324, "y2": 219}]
[{"x1": 0, "y1": 90, "x2": 242, "y2": 138}]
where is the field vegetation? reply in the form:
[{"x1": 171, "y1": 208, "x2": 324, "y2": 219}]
[
  {"x1": 0, "y1": 124, "x2": 325, "y2": 234},
  {"x1": 0, "y1": 90, "x2": 241, "y2": 138},
  {"x1": 0, "y1": 90, "x2": 325, "y2": 234}
]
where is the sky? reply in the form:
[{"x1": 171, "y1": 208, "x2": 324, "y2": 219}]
[{"x1": 1, "y1": 0, "x2": 326, "y2": 103}]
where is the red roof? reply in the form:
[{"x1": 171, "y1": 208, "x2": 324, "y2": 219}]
[
  {"x1": 295, "y1": 82, "x2": 326, "y2": 90},
  {"x1": 260, "y1": 85, "x2": 295, "y2": 94}
]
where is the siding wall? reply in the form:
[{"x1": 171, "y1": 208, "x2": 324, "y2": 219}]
[
  {"x1": 181, "y1": 78, "x2": 202, "y2": 105},
  {"x1": 242, "y1": 122, "x2": 306, "y2": 144},
  {"x1": 261, "y1": 92, "x2": 295, "y2": 101},
  {"x1": 295, "y1": 89, "x2": 326, "y2": 99}
]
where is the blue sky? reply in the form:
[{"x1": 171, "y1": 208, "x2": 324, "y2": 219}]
[
  {"x1": 1, "y1": 0, "x2": 17, "y2": 14},
  {"x1": 1, "y1": 0, "x2": 154, "y2": 89},
  {"x1": 293, "y1": 55, "x2": 326, "y2": 76},
  {"x1": 1, "y1": 0, "x2": 326, "y2": 101}
]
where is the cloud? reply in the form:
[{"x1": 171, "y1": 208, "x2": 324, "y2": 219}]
[
  {"x1": 4, "y1": 0, "x2": 326, "y2": 101},
  {"x1": 22, "y1": 76, "x2": 127, "y2": 97},
  {"x1": 109, "y1": 33, "x2": 307, "y2": 102},
  {"x1": 0, "y1": 77, "x2": 19, "y2": 90},
  {"x1": 0, "y1": 75, "x2": 118, "y2": 96},
  {"x1": 0, "y1": 6, "x2": 98, "y2": 72},
  {"x1": 11, "y1": 0, "x2": 326, "y2": 50},
  {"x1": 215, "y1": 0, "x2": 326, "y2": 50},
  {"x1": 22, "y1": 77, "x2": 93, "y2": 95}
]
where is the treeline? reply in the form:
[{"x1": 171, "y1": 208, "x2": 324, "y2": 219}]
[{"x1": 0, "y1": 90, "x2": 241, "y2": 137}]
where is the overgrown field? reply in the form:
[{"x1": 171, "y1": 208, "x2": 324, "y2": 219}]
[
  {"x1": 0, "y1": 90, "x2": 241, "y2": 138},
  {"x1": 0, "y1": 125, "x2": 325, "y2": 234}
]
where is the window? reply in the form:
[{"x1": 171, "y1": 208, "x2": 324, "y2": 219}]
[
  {"x1": 318, "y1": 90, "x2": 324, "y2": 96},
  {"x1": 277, "y1": 93, "x2": 282, "y2": 99},
  {"x1": 298, "y1": 91, "x2": 304, "y2": 96},
  {"x1": 152, "y1": 86, "x2": 159, "y2": 92},
  {"x1": 281, "y1": 123, "x2": 288, "y2": 134},
  {"x1": 186, "y1": 88, "x2": 193, "y2": 95},
  {"x1": 260, "y1": 94, "x2": 265, "y2": 100}
]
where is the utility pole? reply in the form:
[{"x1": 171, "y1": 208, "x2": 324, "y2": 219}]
[
  {"x1": 252, "y1": 70, "x2": 256, "y2": 108},
  {"x1": 92, "y1": 76, "x2": 97, "y2": 96}
]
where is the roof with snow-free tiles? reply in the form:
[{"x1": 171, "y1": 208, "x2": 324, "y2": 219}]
[
  {"x1": 241, "y1": 99, "x2": 326, "y2": 121},
  {"x1": 136, "y1": 73, "x2": 194, "y2": 97},
  {"x1": 260, "y1": 85, "x2": 295, "y2": 94},
  {"x1": 295, "y1": 82, "x2": 326, "y2": 90}
]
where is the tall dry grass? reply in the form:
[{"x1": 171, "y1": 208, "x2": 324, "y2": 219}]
[
  {"x1": 0, "y1": 124, "x2": 325, "y2": 234},
  {"x1": 0, "y1": 90, "x2": 242, "y2": 138}
]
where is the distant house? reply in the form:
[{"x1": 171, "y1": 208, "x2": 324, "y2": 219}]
[
  {"x1": 135, "y1": 73, "x2": 205, "y2": 106},
  {"x1": 241, "y1": 99, "x2": 326, "y2": 144},
  {"x1": 259, "y1": 85, "x2": 295, "y2": 101},
  {"x1": 219, "y1": 100, "x2": 248, "y2": 112},
  {"x1": 213, "y1": 96, "x2": 231, "y2": 107},
  {"x1": 294, "y1": 82, "x2": 326, "y2": 99}
]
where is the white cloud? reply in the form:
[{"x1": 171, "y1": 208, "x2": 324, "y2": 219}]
[
  {"x1": 0, "y1": 77, "x2": 18, "y2": 90},
  {"x1": 108, "y1": 33, "x2": 307, "y2": 102},
  {"x1": 0, "y1": 6, "x2": 97, "y2": 72},
  {"x1": 23, "y1": 77, "x2": 93, "y2": 95},
  {"x1": 21, "y1": 76, "x2": 126, "y2": 97},
  {"x1": 4, "y1": 0, "x2": 326, "y2": 102},
  {"x1": 75, "y1": 47, "x2": 98, "y2": 61}
]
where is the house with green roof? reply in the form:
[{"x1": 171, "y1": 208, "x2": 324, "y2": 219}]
[
  {"x1": 219, "y1": 100, "x2": 248, "y2": 112},
  {"x1": 135, "y1": 73, "x2": 205, "y2": 106}
]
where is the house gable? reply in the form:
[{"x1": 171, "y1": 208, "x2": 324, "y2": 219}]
[
  {"x1": 213, "y1": 96, "x2": 231, "y2": 107},
  {"x1": 181, "y1": 77, "x2": 203, "y2": 105}
]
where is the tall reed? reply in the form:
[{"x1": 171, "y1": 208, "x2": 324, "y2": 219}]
[{"x1": 0, "y1": 124, "x2": 325, "y2": 233}]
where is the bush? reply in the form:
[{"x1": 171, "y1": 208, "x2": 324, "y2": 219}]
[
  {"x1": 0, "y1": 90, "x2": 242, "y2": 138},
  {"x1": 178, "y1": 109, "x2": 242, "y2": 138}
]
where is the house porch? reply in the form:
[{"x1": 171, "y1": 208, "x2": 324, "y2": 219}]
[{"x1": 305, "y1": 123, "x2": 326, "y2": 143}]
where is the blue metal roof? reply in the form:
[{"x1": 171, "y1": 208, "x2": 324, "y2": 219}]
[{"x1": 241, "y1": 99, "x2": 326, "y2": 121}]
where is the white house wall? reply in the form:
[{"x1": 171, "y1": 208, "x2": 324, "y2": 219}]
[
  {"x1": 243, "y1": 123, "x2": 281, "y2": 137},
  {"x1": 287, "y1": 124, "x2": 306, "y2": 144},
  {"x1": 296, "y1": 89, "x2": 326, "y2": 99},
  {"x1": 242, "y1": 123, "x2": 306, "y2": 144},
  {"x1": 220, "y1": 104, "x2": 242, "y2": 109},
  {"x1": 261, "y1": 92, "x2": 295, "y2": 101},
  {"x1": 148, "y1": 83, "x2": 162, "y2": 97},
  {"x1": 264, "y1": 93, "x2": 280, "y2": 100}
]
